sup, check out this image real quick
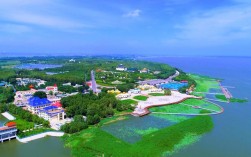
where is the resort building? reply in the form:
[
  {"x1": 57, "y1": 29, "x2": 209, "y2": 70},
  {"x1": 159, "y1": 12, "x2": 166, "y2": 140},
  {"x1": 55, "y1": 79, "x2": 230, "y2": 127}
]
[
  {"x1": 111, "y1": 80, "x2": 123, "y2": 84},
  {"x1": 38, "y1": 106, "x2": 65, "y2": 121},
  {"x1": 116, "y1": 93, "x2": 131, "y2": 99},
  {"x1": 16, "y1": 78, "x2": 46, "y2": 86},
  {"x1": 116, "y1": 64, "x2": 127, "y2": 71},
  {"x1": 62, "y1": 82, "x2": 71, "y2": 86},
  {"x1": 128, "y1": 88, "x2": 141, "y2": 94},
  {"x1": 27, "y1": 97, "x2": 52, "y2": 114},
  {"x1": 14, "y1": 89, "x2": 37, "y2": 106},
  {"x1": 46, "y1": 84, "x2": 58, "y2": 93},
  {"x1": 139, "y1": 68, "x2": 149, "y2": 73},
  {"x1": 137, "y1": 84, "x2": 156, "y2": 90},
  {"x1": 107, "y1": 89, "x2": 121, "y2": 94},
  {"x1": 0, "y1": 122, "x2": 17, "y2": 142}
]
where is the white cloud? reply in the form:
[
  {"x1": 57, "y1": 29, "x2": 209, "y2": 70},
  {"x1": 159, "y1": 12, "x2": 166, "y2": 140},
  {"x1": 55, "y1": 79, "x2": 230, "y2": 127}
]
[
  {"x1": 165, "y1": 3, "x2": 251, "y2": 46},
  {"x1": 124, "y1": 9, "x2": 142, "y2": 17}
]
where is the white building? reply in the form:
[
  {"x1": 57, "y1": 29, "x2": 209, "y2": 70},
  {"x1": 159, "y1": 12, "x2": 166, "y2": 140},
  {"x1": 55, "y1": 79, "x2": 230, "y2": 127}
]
[
  {"x1": 116, "y1": 64, "x2": 127, "y2": 71},
  {"x1": 46, "y1": 84, "x2": 58, "y2": 93},
  {"x1": 38, "y1": 106, "x2": 65, "y2": 121}
]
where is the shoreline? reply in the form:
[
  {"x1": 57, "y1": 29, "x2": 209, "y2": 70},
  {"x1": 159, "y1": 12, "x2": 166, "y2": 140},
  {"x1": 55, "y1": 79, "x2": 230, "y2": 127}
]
[{"x1": 16, "y1": 131, "x2": 64, "y2": 143}]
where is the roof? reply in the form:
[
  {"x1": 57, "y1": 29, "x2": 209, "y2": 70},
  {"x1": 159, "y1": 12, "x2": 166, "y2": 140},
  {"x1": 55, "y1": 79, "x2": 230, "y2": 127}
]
[
  {"x1": 52, "y1": 101, "x2": 62, "y2": 107},
  {"x1": 42, "y1": 105, "x2": 58, "y2": 111},
  {"x1": 117, "y1": 64, "x2": 126, "y2": 68},
  {"x1": 28, "y1": 97, "x2": 51, "y2": 107}
]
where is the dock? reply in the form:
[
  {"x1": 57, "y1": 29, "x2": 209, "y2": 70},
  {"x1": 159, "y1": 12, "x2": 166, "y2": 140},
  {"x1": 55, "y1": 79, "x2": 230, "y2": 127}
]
[{"x1": 219, "y1": 82, "x2": 233, "y2": 100}]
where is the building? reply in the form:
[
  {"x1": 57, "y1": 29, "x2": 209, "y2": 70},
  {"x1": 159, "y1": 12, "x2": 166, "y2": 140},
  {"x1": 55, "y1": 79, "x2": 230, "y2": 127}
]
[
  {"x1": 111, "y1": 80, "x2": 123, "y2": 84},
  {"x1": 27, "y1": 97, "x2": 52, "y2": 114},
  {"x1": 116, "y1": 64, "x2": 127, "y2": 71},
  {"x1": 107, "y1": 89, "x2": 121, "y2": 94},
  {"x1": 16, "y1": 78, "x2": 46, "y2": 86},
  {"x1": 140, "y1": 68, "x2": 149, "y2": 73},
  {"x1": 46, "y1": 84, "x2": 58, "y2": 93},
  {"x1": 62, "y1": 82, "x2": 71, "y2": 86},
  {"x1": 38, "y1": 106, "x2": 65, "y2": 121},
  {"x1": 0, "y1": 123, "x2": 17, "y2": 142},
  {"x1": 127, "y1": 68, "x2": 138, "y2": 73},
  {"x1": 69, "y1": 59, "x2": 76, "y2": 62},
  {"x1": 116, "y1": 93, "x2": 131, "y2": 99},
  {"x1": 14, "y1": 89, "x2": 37, "y2": 106},
  {"x1": 128, "y1": 88, "x2": 141, "y2": 94}
]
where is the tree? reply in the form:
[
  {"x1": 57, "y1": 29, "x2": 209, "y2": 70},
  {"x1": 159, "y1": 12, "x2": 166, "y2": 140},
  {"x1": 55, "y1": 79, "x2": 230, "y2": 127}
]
[
  {"x1": 33, "y1": 91, "x2": 47, "y2": 98},
  {"x1": 49, "y1": 91, "x2": 53, "y2": 96},
  {"x1": 164, "y1": 89, "x2": 171, "y2": 95}
]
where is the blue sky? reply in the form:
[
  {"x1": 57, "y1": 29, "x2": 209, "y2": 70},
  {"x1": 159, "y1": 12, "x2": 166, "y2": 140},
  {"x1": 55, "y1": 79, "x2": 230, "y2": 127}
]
[{"x1": 0, "y1": 0, "x2": 251, "y2": 56}]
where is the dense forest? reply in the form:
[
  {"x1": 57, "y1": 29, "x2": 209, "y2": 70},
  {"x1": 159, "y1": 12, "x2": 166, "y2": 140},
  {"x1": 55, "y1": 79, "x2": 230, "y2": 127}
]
[{"x1": 60, "y1": 91, "x2": 132, "y2": 133}]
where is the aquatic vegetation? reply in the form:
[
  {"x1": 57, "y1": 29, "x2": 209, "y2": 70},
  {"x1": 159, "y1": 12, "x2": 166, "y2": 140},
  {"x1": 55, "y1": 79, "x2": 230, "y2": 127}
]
[
  {"x1": 215, "y1": 94, "x2": 248, "y2": 103},
  {"x1": 152, "y1": 114, "x2": 189, "y2": 123},
  {"x1": 134, "y1": 127, "x2": 159, "y2": 135},
  {"x1": 63, "y1": 115, "x2": 214, "y2": 157}
]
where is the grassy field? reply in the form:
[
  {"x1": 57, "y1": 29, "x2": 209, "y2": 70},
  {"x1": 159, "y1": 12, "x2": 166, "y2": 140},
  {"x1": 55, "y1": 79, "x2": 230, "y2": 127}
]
[
  {"x1": 149, "y1": 93, "x2": 165, "y2": 96},
  {"x1": 63, "y1": 115, "x2": 213, "y2": 157},
  {"x1": 133, "y1": 95, "x2": 148, "y2": 101},
  {"x1": 120, "y1": 99, "x2": 138, "y2": 105}
]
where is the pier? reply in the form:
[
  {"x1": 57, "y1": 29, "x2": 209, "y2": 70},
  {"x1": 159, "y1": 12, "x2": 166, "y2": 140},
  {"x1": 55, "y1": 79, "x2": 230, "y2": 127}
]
[{"x1": 219, "y1": 82, "x2": 233, "y2": 100}]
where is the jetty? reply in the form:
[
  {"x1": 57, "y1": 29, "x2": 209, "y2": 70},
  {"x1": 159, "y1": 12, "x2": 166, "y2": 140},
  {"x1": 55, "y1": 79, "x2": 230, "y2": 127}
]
[{"x1": 219, "y1": 81, "x2": 233, "y2": 100}]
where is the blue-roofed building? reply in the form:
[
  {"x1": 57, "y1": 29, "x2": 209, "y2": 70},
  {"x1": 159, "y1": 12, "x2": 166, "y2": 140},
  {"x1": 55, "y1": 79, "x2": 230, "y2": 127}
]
[
  {"x1": 27, "y1": 97, "x2": 52, "y2": 114},
  {"x1": 38, "y1": 105, "x2": 65, "y2": 121}
]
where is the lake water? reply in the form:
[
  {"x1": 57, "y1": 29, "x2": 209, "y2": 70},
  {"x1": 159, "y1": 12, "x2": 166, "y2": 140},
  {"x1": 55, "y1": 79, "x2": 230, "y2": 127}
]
[
  {"x1": 0, "y1": 115, "x2": 71, "y2": 157},
  {"x1": 15, "y1": 63, "x2": 62, "y2": 70},
  {"x1": 1, "y1": 56, "x2": 250, "y2": 157},
  {"x1": 142, "y1": 56, "x2": 251, "y2": 157}
]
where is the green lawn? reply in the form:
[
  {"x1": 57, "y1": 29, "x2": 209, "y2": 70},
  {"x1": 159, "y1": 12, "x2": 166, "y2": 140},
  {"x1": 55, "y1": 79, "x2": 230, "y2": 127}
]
[
  {"x1": 120, "y1": 99, "x2": 138, "y2": 105},
  {"x1": 149, "y1": 93, "x2": 165, "y2": 96},
  {"x1": 133, "y1": 95, "x2": 148, "y2": 101},
  {"x1": 63, "y1": 116, "x2": 213, "y2": 157}
]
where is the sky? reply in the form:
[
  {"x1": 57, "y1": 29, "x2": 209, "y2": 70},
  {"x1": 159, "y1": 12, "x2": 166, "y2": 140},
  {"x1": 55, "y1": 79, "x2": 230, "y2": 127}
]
[{"x1": 0, "y1": 0, "x2": 251, "y2": 56}]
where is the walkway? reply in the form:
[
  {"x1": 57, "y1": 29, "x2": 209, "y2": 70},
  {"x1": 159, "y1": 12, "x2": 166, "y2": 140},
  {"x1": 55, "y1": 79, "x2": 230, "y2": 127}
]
[
  {"x1": 16, "y1": 131, "x2": 64, "y2": 143},
  {"x1": 1, "y1": 112, "x2": 16, "y2": 120}
]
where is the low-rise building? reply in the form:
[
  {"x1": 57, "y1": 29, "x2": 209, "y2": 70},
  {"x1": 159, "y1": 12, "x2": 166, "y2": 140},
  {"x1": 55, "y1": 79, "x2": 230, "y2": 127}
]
[
  {"x1": 38, "y1": 106, "x2": 65, "y2": 121},
  {"x1": 27, "y1": 97, "x2": 52, "y2": 114},
  {"x1": 46, "y1": 84, "x2": 58, "y2": 93},
  {"x1": 116, "y1": 64, "x2": 127, "y2": 71},
  {"x1": 140, "y1": 68, "x2": 149, "y2": 73},
  {"x1": 128, "y1": 88, "x2": 141, "y2": 94},
  {"x1": 0, "y1": 123, "x2": 17, "y2": 142}
]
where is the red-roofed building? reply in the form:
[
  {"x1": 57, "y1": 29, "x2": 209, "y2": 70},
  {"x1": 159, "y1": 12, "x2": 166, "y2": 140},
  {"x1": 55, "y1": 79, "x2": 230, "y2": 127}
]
[
  {"x1": 52, "y1": 101, "x2": 62, "y2": 108},
  {"x1": 46, "y1": 84, "x2": 58, "y2": 93},
  {"x1": 5, "y1": 122, "x2": 16, "y2": 127}
]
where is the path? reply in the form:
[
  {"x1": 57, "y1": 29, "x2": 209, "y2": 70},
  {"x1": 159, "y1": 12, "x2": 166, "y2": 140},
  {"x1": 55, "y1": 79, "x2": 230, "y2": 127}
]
[{"x1": 16, "y1": 131, "x2": 64, "y2": 143}]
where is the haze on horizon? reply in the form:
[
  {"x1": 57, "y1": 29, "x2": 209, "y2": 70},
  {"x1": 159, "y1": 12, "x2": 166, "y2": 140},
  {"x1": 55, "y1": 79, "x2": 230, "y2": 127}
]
[{"x1": 0, "y1": 0, "x2": 251, "y2": 57}]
